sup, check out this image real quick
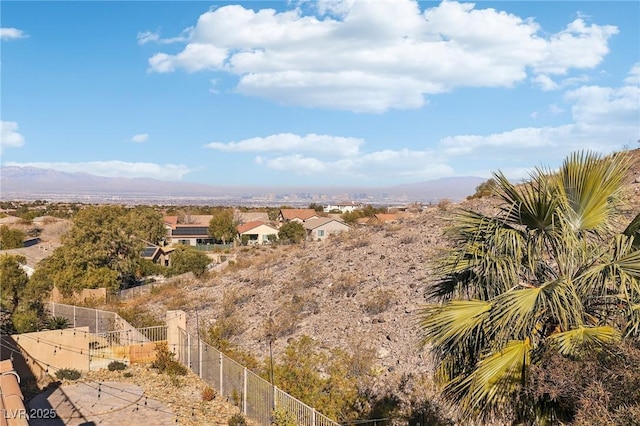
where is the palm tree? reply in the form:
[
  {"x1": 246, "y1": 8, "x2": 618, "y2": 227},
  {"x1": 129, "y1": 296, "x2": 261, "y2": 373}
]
[{"x1": 419, "y1": 151, "x2": 640, "y2": 421}]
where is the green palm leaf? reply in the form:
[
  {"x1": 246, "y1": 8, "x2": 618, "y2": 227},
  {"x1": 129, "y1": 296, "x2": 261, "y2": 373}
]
[
  {"x1": 548, "y1": 326, "x2": 620, "y2": 356},
  {"x1": 557, "y1": 151, "x2": 629, "y2": 233},
  {"x1": 446, "y1": 339, "x2": 532, "y2": 418}
]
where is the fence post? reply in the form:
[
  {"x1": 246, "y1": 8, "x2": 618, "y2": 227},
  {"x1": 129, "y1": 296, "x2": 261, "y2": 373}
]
[
  {"x1": 73, "y1": 305, "x2": 76, "y2": 328},
  {"x1": 312, "y1": 408, "x2": 316, "y2": 426},
  {"x1": 95, "y1": 309, "x2": 98, "y2": 333},
  {"x1": 51, "y1": 302, "x2": 55, "y2": 318},
  {"x1": 243, "y1": 367, "x2": 247, "y2": 415},
  {"x1": 219, "y1": 352, "x2": 223, "y2": 395},
  {"x1": 199, "y1": 338, "x2": 203, "y2": 378},
  {"x1": 187, "y1": 333, "x2": 191, "y2": 370}
]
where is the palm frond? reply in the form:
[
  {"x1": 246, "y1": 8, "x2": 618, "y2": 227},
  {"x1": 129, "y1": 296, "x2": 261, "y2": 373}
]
[
  {"x1": 494, "y1": 171, "x2": 558, "y2": 232},
  {"x1": 623, "y1": 213, "x2": 640, "y2": 250},
  {"x1": 419, "y1": 300, "x2": 492, "y2": 349},
  {"x1": 446, "y1": 339, "x2": 532, "y2": 418},
  {"x1": 491, "y1": 278, "x2": 583, "y2": 341},
  {"x1": 548, "y1": 326, "x2": 621, "y2": 356},
  {"x1": 557, "y1": 151, "x2": 629, "y2": 233}
]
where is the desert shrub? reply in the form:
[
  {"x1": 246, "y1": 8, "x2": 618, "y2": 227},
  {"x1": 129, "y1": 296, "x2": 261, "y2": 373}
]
[
  {"x1": 330, "y1": 273, "x2": 359, "y2": 297},
  {"x1": 0, "y1": 225, "x2": 25, "y2": 250},
  {"x1": 467, "y1": 178, "x2": 498, "y2": 199},
  {"x1": 107, "y1": 361, "x2": 127, "y2": 371},
  {"x1": 268, "y1": 336, "x2": 372, "y2": 422},
  {"x1": 436, "y1": 198, "x2": 451, "y2": 210},
  {"x1": 55, "y1": 368, "x2": 81, "y2": 381},
  {"x1": 271, "y1": 407, "x2": 296, "y2": 426},
  {"x1": 12, "y1": 310, "x2": 40, "y2": 333},
  {"x1": 152, "y1": 341, "x2": 187, "y2": 376},
  {"x1": 363, "y1": 289, "x2": 395, "y2": 315},
  {"x1": 229, "y1": 413, "x2": 249, "y2": 426},
  {"x1": 123, "y1": 372, "x2": 133, "y2": 378},
  {"x1": 201, "y1": 386, "x2": 215, "y2": 401},
  {"x1": 296, "y1": 260, "x2": 322, "y2": 288},
  {"x1": 117, "y1": 306, "x2": 163, "y2": 328},
  {"x1": 47, "y1": 316, "x2": 69, "y2": 330}
]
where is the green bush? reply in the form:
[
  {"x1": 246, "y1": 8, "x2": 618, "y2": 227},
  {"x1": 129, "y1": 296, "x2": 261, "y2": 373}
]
[
  {"x1": 152, "y1": 341, "x2": 188, "y2": 376},
  {"x1": 228, "y1": 413, "x2": 248, "y2": 426},
  {"x1": 12, "y1": 310, "x2": 40, "y2": 333},
  {"x1": 123, "y1": 372, "x2": 133, "y2": 378},
  {"x1": 271, "y1": 407, "x2": 297, "y2": 426},
  {"x1": 107, "y1": 361, "x2": 127, "y2": 371},
  {"x1": 47, "y1": 316, "x2": 69, "y2": 330},
  {"x1": 55, "y1": 368, "x2": 81, "y2": 380}
]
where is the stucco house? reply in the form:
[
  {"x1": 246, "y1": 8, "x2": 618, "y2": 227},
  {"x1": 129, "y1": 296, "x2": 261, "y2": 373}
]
[
  {"x1": 237, "y1": 221, "x2": 278, "y2": 245},
  {"x1": 163, "y1": 215, "x2": 215, "y2": 247},
  {"x1": 141, "y1": 244, "x2": 174, "y2": 266},
  {"x1": 366, "y1": 213, "x2": 398, "y2": 225},
  {"x1": 277, "y1": 209, "x2": 319, "y2": 223},
  {"x1": 302, "y1": 217, "x2": 351, "y2": 241},
  {"x1": 323, "y1": 201, "x2": 363, "y2": 213}
]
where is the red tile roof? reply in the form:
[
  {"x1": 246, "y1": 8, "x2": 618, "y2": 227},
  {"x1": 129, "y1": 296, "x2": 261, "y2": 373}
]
[
  {"x1": 237, "y1": 221, "x2": 274, "y2": 234},
  {"x1": 279, "y1": 209, "x2": 318, "y2": 221}
]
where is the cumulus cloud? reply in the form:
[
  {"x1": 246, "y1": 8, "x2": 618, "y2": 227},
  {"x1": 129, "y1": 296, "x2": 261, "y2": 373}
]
[
  {"x1": 146, "y1": 0, "x2": 617, "y2": 112},
  {"x1": 0, "y1": 28, "x2": 27, "y2": 40},
  {"x1": 625, "y1": 63, "x2": 640, "y2": 85},
  {"x1": 137, "y1": 29, "x2": 191, "y2": 45},
  {"x1": 1, "y1": 121, "x2": 25, "y2": 153},
  {"x1": 441, "y1": 65, "x2": 639, "y2": 157},
  {"x1": 130, "y1": 133, "x2": 149, "y2": 143},
  {"x1": 5, "y1": 161, "x2": 192, "y2": 181},
  {"x1": 261, "y1": 149, "x2": 454, "y2": 179},
  {"x1": 206, "y1": 133, "x2": 363, "y2": 157}
]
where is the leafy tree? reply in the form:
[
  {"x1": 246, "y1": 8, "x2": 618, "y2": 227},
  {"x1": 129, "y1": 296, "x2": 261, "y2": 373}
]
[
  {"x1": 419, "y1": 151, "x2": 640, "y2": 421},
  {"x1": 168, "y1": 245, "x2": 211, "y2": 277},
  {"x1": 0, "y1": 225, "x2": 25, "y2": 249},
  {"x1": 308, "y1": 203, "x2": 325, "y2": 213},
  {"x1": 278, "y1": 222, "x2": 306, "y2": 244},
  {"x1": 126, "y1": 206, "x2": 166, "y2": 244},
  {"x1": 208, "y1": 209, "x2": 237, "y2": 244},
  {"x1": 467, "y1": 178, "x2": 498, "y2": 200},
  {"x1": 0, "y1": 254, "x2": 29, "y2": 312},
  {"x1": 30, "y1": 205, "x2": 146, "y2": 296}
]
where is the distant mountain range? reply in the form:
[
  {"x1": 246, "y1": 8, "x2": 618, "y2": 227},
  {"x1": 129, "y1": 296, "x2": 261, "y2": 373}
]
[{"x1": 0, "y1": 166, "x2": 485, "y2": 205}]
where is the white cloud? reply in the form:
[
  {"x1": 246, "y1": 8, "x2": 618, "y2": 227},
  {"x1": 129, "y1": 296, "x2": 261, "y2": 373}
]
[
  {"x1": 130, "y1": 133, "x2": 149, "y2": 143},
  {"x1": 261, "y1": 149, "x2": 454, "y2": 179},
  {"x1": 441, "y1": 73, "x2": 639, "y2": 157},
  {"x1": 5, "y1": 161, "x2": 192, "y2": 181},
  {"x1": 146, "y1": 0, "x2": 617, "y2": 112},
  {"x1": 0, "y1": 121, "x2": 25, "y2": 153},
  {"x1": 625, "y1": 63, "x2": 640, "y2": 85},
  {"x1": 137, "y1": 29, "x2": 191, "y2": 45},
  {"x1": 206, "y1": 133, "x2": 363, "y2": 157},
  {"x1": 532, "y1": 73, "x2": 590, "y2": 91},
  {"x1": 0, "y1": 28, "x2": 27, "y2": 41}
]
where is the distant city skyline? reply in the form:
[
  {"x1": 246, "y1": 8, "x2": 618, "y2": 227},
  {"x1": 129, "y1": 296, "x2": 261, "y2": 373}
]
[{"x1": 1, "y1": 1, "x2": 638, "y2": 187}]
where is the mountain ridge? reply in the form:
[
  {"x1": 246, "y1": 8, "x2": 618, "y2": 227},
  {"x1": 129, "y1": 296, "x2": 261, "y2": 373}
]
[{"x1": 0, "y1": 166, "x2": 486, "y2": 204}]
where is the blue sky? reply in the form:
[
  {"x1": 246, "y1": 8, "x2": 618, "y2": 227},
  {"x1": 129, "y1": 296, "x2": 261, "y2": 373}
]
[{"x1": 1, "y1": 0, "x2": 639, "y2": 187}]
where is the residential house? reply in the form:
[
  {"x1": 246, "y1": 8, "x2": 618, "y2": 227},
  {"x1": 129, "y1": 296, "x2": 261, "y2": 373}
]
[
  {"x1": 163, "y1": 215, "x2": 215, "y2": 247},
  {"x1": 303, "y1": 217, "x2": 351, "y2": 241},
  {"x1": 141, "y1": 244, "x2": 174, "y2": 266},
  {"x1": 366, "y1": 213, "x2": 398, "y2": 226},
  {"x1": 323, "y1": 201, "x2": 363, "y2": 213},
  {"x1": 237, "y1": 221, "x2": 278, "y2": 245},
  {"x1": 235, "y1": 211, "x2": 270, "y2": 224},
  {"x1": 277, "y1": 209, "x2": 319, "y2": 223}
]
